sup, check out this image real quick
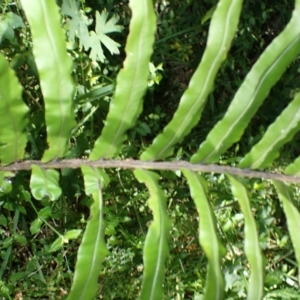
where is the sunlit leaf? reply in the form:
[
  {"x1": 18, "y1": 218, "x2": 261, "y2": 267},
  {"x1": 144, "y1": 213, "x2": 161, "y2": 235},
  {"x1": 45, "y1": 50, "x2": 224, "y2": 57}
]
[
  {"x1": 89, "y1": 0, "x2": 156, "y2": 159},
  {"x1": 30, "y1": 165, "x2": 61, "y2": 201},
  {"x1": 89, "y1": 10, "x2": 123, "y2": 62},
  {"x1": 20, "y1": 0, "x2": 76, "y2": 162},
  {"x1": 0, "y1": 53, "x2": 28, "y2": 165},
  {"x1": 191, "y1": 2, "x2": 300, "y2": 163},
  {"x1": 273, "y1": 180, "x2": 300, "y2": 283},
  {"x1": 134, "y1": 169, "x2": 171, "y2": 300},
  {"x1": 183, "y1": 169, "x2": 225, "y2": 299},
  {"x1": 141, "y1": 0, "x2": 242, "y2": 161},
  {"x1": 228, "y1": 175, "x2": 265, "y2": 300},
  {"x1": 68, "y1": 166, "x2": 109, "y2": 300}
]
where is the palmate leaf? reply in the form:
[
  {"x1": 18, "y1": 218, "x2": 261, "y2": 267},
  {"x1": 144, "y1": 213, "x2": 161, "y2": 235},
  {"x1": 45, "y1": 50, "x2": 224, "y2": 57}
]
[
  {"x1": 227, "y1": 175, "x2": 265, "y2": 300},
  {"x1": 191, "y1": 0, "x2": 300, "y2": 164},
  {"x1": 20, "y1": 0, "x2": 76, "y2": 162},
  {"x1": 89, "y1": 0, "x2": 156, "y2": 160},
  {"x1": 183, "y1": 170, "x2": 225, "y2": 300},
  {"x1": 133, "y1": 169, "x2": 171, "y2": 300},
  {"x1": 89, "y1": 10, "x2": 123, "y2": 62},
  {"x1": 239, "y1": 92, "x2": 300, "y2": 169},
  {"x1": 68, "y1": 166, "x2": 109, "y2": 300},
  {"x1": 141, "y1": 0, "x2": 242, "y2": 161},
  {"x1": 0, "y1": 53, "x2": 28, "y2": 165},
  {"x1": 272, "y1": 180, "x2": 300, "y2": 284},
  {"x1": 61, "y1": 0, "x2": 91, "y2": 51}
]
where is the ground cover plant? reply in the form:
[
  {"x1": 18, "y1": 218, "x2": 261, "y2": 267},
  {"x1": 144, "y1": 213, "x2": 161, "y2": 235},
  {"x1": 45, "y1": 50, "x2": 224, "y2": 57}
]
[{"x1": 0, "y1": 0, "x2": 300, "y2": 299}]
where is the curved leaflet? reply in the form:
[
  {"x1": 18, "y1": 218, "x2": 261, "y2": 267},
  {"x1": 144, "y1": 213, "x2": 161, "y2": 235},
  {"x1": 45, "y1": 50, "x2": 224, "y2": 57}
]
[
  {"x1": 183, "y1": 170, "x2": 225, "y2": 300},
  {"x1": 141, "y1": 0, "x2": 242, "y2": 161},
  {"x1": 30, "y1": 165, "x2": 61, "y2": 201},
  {"x1": 191, "y1": 1, "x2": 300, "y2": 163},
  {"x1": 227, "y1": 175, "x2": 264, "y2": 300},
  {"x1": 20, "y1": 0, "x2": 76, "y2": 162},
  {"x1": 239, "y1": 92, "x2": 300, "y2": 169},
  {"x1": 68, "y1": 166, "x2": 109, "y2": 300},
  {"x1": 89, "y1": 0, "x2": 156, "y2": 160},
  {"x1": 273, "y1": 180, "x2": 300, "y2": 284},
  {"x1": 0, "y1": 53, "x2": 28, "y2": 165},
  {"x1": 285, "y1": 157, "x2": 300, "y2": 175},
  {"x1": 133, "y1": 169, "x2": 171, "y2": 300}
]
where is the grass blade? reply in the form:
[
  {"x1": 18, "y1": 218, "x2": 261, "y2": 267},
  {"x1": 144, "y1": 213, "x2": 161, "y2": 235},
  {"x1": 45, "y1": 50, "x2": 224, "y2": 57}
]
[
  {"x1": 191, "y1": 1, "x2": 300, "y2": 163},
  {"x1": 141, "y1": 0, "x2": 242, "y2": 161},
  {"x1": 227, "y1": 175, "x2": 265, "y2": 300},
  {"x1": 89, "y1": 0, "x2": 156, "y2": 160},
  {"x1": 183, "y1": 170, "x2": 225, "y2": 300},
  {"x1": 68, "y1": 166, "x2": 110, "y2": 300},
  {"x1": 0, "y1": 53, "x2": 28, "y2": 165},
  {"x1": 133, "y1": 169, "x2": 171, "y2": 300},
  {"x1": 20, "y1": 0, "x2": 76, "y2": 162},
  {"x1": 272, "y1": 180, "x2": 300, "y2": 284}
]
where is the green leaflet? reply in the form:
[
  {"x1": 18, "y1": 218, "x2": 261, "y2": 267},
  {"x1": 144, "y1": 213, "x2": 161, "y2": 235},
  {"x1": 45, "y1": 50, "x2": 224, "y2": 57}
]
[
  {"x1": 0, "y1": 171, "x2": 15, "y2": 194},
  {"x1": 89, "y1": 0, "x2": 156, "y2": 160},
  {"x1": 285, "y1": 157, "x2": 300, "y2": 175},
  {"x1": 227, "y1": 175, "x2": 264, "y2": 300},
  {"x1": 239, "y1": 92, "x2": 300, "y2": 169},
  {"x1": 191, "y1": 1, "x2": 300, "y2": 164},
  {"x1": 68, "y1": 166, "x2": 109, "y2": 300},
  {"x1": 183, "y1": 170, "x2": 225, "y2": 300},
  {"x1": 141, "y1": 0, "x2": 242, "y2": 161},
  {"x1": 133, "y1": 169, "x2": 171, "y2": 300},
  {"x1": 30, "y1": 165, "x2": 62, "y2": 201},
  {"x1": 0, "y1": 53, "x2": 28, "y2": 165},
  {"x1": 272, "y1": 180, "x2": 300, "y2": 284},
  {"x1": 20, "y1": 0, "x2": 76, "y2": 162}
]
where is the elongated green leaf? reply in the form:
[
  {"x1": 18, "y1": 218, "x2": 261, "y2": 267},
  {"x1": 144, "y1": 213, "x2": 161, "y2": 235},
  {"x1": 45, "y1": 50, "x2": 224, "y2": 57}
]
[
  {"x1": 272, "y1": 180, "x2": 300, "y2": 283},
  {"x1": 191, "y1": 1, "x2": 300, "y2": 163},
  {"x1": 140, "y1": 0, "x2": 242, "y2": 161},
  {"x1": 30, "y1": 165, "x2": 61, "y2": 201},
  {"x1": 285, "y1": 157, "x2": 300, "y2": 175},
  {"x1": 68, "y1": 166, "x2": 109, "y2": 300},
  {"x1": 239, "y1": 92, "x2": 300, "y2": 169},
  {"x1": 20, "y1": 0, "x2": 76, "y2": 162},
  {"x1": 133, "y1": 169, "x2": 171, "y2": 300},
  {"x1": 0, "y1": 53, "x2": 28, "y2": 165},
  {"x1": 183, "y1": 170, "x2": 225, "y2": 300},
  {"x1": 227, "y1": 175, "x2": 264, "y2": 300},
  {"x1": 89, "y1": 0, "x2": 156, "y2": 160}
]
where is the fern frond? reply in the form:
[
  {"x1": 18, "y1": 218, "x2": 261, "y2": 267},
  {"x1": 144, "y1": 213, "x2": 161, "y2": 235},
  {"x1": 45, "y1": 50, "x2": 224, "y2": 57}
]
[
  {"x1": 89, "y1": 0, "x2": 156, "y2": 160},
  {"x1": 183, "y1": 170, "x2": 225, "y2": 299},
  {"x1": 141, "y1": 0, "x2": 242, "y2": 161},
  {"x1": 228, "y1": 175, "x2": 265, "y2": 300},
  {"x1": 20, "y1": 0, "x2": 76, "y2": 162},
  {"x1": 285, "y1": 158, "x2": 300, "y2": 175},
  {"x1": 272, "y1": 180, "x2": 300, "y2": 284},
  {"x1": 191, "y1": 1, "x2": 300, "y2": 163},
  {"x1": 134, "y1": 169, "x2": 171, "y2": 300},
  {"x1": 68, "y1": 166, "x2": 110, "y2": 300},
  {"x1": 0, "y1": 53, "x2": 28, "y2": 165},
  {"x1": 239, "y1": 92, "x2": 300, "y2": 169}
]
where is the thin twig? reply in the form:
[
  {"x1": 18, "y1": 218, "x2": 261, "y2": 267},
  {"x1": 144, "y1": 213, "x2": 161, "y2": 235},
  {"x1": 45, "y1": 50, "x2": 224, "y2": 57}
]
[{"x1": 0, "y1": 159, "x2": 299, "y2": 183}]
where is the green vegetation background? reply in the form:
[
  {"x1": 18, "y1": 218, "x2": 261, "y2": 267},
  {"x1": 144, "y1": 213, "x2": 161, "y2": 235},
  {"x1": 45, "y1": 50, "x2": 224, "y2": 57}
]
[{"x1": 0, "y1": 0, "x2": 299, "y2": 299}]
